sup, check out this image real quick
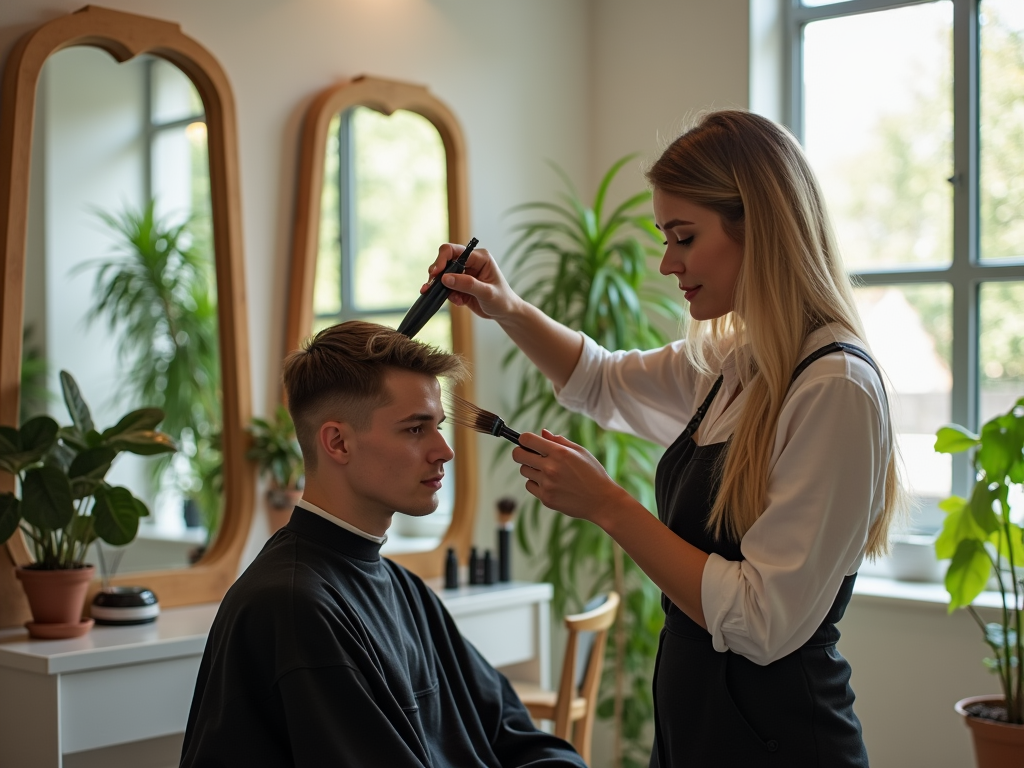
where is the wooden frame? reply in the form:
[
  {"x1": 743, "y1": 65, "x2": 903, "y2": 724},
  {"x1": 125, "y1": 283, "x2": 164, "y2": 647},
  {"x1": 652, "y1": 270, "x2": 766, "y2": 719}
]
[
  {"x1": 285, "y1": 76, "x2": 476, "y2": 578},
  {"x1": 0, "y1": 5, "x2": 254, "y2": 628}
]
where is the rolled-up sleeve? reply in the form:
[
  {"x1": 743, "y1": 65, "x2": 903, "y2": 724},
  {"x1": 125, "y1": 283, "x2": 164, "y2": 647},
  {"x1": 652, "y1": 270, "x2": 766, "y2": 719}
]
[
  {"x1": 554, "y1": 333, "x2": 709, "y2": 448},
  {"x1": 701, "y1": 374, "x2": 888, "y2": 665}
]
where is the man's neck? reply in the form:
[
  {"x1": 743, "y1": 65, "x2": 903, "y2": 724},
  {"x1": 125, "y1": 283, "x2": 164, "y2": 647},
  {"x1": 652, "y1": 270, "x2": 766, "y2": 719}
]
[{"x1": 300, "y1": 482, "x2": 393, "y2": 538}]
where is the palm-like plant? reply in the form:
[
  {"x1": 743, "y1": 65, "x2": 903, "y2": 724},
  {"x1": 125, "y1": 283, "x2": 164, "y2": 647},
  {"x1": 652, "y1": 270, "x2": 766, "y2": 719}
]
[
  {"x1": 504, "y1": 155, "x2": 682, "y2": 768},
  {"x1": 80, "y1": 199, "x2": 221, "y2": 534}
]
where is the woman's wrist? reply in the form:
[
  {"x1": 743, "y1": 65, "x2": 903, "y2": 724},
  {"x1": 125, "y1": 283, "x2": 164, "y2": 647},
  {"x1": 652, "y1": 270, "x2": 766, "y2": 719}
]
[{"x1": 594, "y1": 486, "x2": 648, "y2": 535}]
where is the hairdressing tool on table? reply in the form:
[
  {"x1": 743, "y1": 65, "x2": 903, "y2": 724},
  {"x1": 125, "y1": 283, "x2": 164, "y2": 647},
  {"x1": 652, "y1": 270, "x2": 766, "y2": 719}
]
[
  {"x1": 397, "y1": 238, "x2": 480, "y2": 338},
  {"x1": 442, "y1": 391, "x2": 541, "y2": 455}
]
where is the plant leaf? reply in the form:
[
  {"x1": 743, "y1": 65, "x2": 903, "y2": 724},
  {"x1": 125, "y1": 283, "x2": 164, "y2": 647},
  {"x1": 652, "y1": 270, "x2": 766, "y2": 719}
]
[
  {"x1": 69, "y1": 446, "x2": 117, "y2": 481},
  {"x1": 59, "y1": 370, "x2": 95, "y2": 434},
  {"x1": 969, "y1": 480, "x2": 1001, "y2": 534},
  {"x1": 100, "y1": 408, "x2": 165, "y2": 440},
  {"x1": 107, "y1": 430, "x2": 177, "y2": 456},
  {"x1": 945, "y1": 538, "x2": 992, "y2": 612},
  {"x1": 21, "y1": 466, "x2": 74, "y2": 531},
  {"x1": 92, "y1": 485, "x2": 142, "y2": 546},
  {"x1": 0, "y1": 493, "x2": 21, "y2": 543},
  {"x1": 935, "y1": 424, "x2": 979, "y2": 454},
  {"x1": 19, "y1": 416, "x2": 58, "y2": 453}
]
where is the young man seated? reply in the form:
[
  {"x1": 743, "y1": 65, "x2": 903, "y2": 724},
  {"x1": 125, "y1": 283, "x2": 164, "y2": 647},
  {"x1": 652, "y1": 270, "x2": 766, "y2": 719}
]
[{"x1": 181, "y1": 321, "x2": 586, "y2": 767}]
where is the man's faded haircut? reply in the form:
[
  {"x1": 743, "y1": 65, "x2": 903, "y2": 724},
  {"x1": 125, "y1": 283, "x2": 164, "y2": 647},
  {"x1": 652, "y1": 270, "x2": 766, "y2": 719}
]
[{"x1": 282, "y1": 320, "x2": 467, "y2": 470}]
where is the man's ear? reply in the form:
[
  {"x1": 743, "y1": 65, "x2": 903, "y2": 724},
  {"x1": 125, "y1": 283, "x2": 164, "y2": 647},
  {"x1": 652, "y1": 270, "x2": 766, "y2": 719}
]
[{"x1": 318, "y1": 420, "x2": 355, "y2": 467}]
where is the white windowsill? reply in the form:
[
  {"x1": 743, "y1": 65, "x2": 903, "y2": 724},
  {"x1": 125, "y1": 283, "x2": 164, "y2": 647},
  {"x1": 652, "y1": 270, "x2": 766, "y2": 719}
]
[{"x1": 852, "y1": 575, "x2": 1009, "y2": 611}]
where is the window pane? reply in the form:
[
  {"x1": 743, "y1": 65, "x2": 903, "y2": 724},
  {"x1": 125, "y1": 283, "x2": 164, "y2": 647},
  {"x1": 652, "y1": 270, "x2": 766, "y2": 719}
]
[
  {"x1": 152, "y1": 120, "x2": 210, "y2": 227},
  {"x1": 980, "y1": 282, "x2": 1024, "y2": 423},
  {"x1": 855, "y1": 284, "x2": 952, "y2": 529},
  {"x1": 350, "y1": 107, "x2": 448, "y2": 312},
  {"x1": 315, "y1": 114, "x2": 343, "y2": 318},
  {"x1": 980, "y1": 1, "x2": 1024, "y2": 264},
  {"x1": 804, "y1": 3, "x2": 953, "y2": 271},
  {"x1": 151, "y1": 57, "x2": 203, "y2": 125}
]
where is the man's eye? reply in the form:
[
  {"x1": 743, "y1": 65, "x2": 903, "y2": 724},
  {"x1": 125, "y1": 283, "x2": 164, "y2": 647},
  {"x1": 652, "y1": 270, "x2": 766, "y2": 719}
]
[{"x1": 409, "y1": 426, "x2": 424, "y2": 434}]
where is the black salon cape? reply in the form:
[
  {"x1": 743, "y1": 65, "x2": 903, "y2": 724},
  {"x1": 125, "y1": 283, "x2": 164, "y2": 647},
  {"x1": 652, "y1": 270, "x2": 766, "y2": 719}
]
[{"x1": 180, "y1": 507, "x2": 584, "y2": 768}]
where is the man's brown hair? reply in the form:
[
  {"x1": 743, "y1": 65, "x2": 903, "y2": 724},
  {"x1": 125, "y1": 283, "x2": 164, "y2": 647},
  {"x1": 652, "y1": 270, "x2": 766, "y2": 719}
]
[{"x1": 282, "y1": 320, "x2": 467, "y2": 470}]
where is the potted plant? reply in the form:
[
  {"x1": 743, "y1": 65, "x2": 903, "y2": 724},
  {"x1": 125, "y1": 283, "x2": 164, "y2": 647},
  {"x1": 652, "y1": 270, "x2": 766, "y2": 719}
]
[
  {"x1": 934, "y1": 396, "x2": 1024, "y2": 766},
  {"x1": 0, "y1": 371, "x2": 175, "y2": 638},
  {"x1": 504, "y1": 155, "x2": 681, "y2": 767},
  {"x1": 246, "y1": 405, "x2": 303, "y2": 534}
]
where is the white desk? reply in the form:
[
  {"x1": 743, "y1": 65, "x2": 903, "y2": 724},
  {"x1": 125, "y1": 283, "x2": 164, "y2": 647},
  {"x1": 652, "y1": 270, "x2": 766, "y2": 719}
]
[{"x1": 0, "y1": 580, "x2": 552, "y2": 768}]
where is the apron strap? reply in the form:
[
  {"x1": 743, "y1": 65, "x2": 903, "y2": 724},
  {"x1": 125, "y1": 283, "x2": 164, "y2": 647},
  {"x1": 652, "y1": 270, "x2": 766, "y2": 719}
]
[{"x1": 791, "y1": 341, "x2": 881, "y2": 384}]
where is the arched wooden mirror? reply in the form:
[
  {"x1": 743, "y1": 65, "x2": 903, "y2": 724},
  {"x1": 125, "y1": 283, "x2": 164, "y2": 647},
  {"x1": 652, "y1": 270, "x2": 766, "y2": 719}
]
[
  {"x1": 0, "y1": 5, "x2": 254, "y2": 628},
  {"x1": 286, "y1": 76, "x2": 476, "y2": 578}
]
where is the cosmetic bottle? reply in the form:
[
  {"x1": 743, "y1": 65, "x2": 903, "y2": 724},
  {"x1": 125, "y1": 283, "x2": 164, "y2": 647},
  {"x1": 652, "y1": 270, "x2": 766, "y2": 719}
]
[
  {"x1": 444, "y1": 547, "x2": 459, "y2": 590},
  {"x1": 468, "y1": 547, "x2": 480, "y2": 585},
  {"x1": 483, "y1": 550, "x2": 495, "y2": 585}
]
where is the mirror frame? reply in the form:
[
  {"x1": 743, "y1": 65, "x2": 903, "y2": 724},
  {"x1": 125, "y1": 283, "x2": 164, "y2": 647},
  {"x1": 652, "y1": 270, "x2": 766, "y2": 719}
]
[
  {"x1": 0, "y1": 5, "x2": 254, "y2": 628},
  {"x1": 286, "y1": 76, "x2": 477, "y2": 578}
]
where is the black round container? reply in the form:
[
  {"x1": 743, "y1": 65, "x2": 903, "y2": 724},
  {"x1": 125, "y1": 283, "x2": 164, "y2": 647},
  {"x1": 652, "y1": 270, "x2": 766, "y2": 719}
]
[{"x1": 91, "y1": 586, "x2": 160, "y2": 625}]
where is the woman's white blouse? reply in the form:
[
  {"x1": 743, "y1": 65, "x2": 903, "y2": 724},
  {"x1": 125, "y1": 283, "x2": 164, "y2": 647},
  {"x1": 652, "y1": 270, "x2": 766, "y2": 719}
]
[{"x1": 554, "y1": 324, "x2": 890, "y2": 666}]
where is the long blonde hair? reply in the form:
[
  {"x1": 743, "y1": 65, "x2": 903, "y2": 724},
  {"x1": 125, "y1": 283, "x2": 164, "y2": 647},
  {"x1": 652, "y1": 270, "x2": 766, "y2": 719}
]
[{"x1": 647, "y1": 110, "x2": 901, "y2": 557}]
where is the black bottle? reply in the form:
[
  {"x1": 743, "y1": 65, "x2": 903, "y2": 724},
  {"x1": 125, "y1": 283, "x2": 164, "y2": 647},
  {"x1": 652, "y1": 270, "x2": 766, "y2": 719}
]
[
  {"x1": 483, "y1": 549, "x2": 495, "y2": 585},
  {"x1": 468, "y1": 547, "x2": 480, "y2": 585},
  {"x1": 444, "y1": 547, "x2": 459, "y2": 590}
]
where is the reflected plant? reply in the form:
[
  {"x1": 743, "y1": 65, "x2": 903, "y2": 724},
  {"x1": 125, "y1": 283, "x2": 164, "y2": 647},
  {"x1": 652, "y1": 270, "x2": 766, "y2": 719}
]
[
  {"x1": 504, "y1": 155, "x2": 682, "y2": 768},
  {"x1": 79, "y1": 199, "x2": 221, "y2": 536}
]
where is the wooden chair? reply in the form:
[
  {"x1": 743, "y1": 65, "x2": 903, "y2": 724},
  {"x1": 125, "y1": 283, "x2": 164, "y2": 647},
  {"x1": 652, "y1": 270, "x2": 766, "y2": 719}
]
[{"x1": 513, "y1": 592, "x2": 620, "y2": 763}]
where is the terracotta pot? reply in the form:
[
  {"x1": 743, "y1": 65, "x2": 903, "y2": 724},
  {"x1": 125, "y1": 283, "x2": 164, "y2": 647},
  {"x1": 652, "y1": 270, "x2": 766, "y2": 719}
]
[
  {"x1": 15, "y1": 565, "x2": 96, "y2": 639},
  {"x1": 266, "y1": 486, "x2": 301, "y2": 535},
  {"x1": 956, "y1": 695, "x2": 1024, "y2": 767}
]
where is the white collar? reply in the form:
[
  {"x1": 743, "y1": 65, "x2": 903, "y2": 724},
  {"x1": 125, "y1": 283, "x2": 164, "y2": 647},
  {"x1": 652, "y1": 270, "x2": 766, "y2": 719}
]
[{"x1": 294, "y1": 498, "x2": 388, "y2": 545}]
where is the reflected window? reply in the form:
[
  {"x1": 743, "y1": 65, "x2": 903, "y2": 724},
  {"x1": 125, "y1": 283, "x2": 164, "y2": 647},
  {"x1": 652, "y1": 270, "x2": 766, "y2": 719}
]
[
  {"x1": 314, "y1": 106, "x2": 455, "y2": 534},
  {"x1": 792, "y1": 0, "x2": 1024, "y2": 526},
  {"x1": 25, "y1": 48, "x2": 221, "y2": 573}
]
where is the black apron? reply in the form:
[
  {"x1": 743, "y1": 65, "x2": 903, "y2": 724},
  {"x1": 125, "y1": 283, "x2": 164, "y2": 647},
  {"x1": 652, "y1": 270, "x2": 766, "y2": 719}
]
[{"x1": 650, "y1": 342, "x2": 877, "y2": 767}]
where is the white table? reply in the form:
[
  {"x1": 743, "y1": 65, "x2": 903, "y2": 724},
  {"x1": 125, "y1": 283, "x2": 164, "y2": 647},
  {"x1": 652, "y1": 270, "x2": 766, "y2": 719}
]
[{"x1": 0, "y1": 580, "x2": 552, "y2": 768}]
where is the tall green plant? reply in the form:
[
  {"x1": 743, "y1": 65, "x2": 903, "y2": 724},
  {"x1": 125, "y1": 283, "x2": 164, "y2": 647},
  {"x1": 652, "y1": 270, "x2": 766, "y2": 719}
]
[
  {"x1": 934, "y1": 397, "x2": 1024, "y2": 723},
  {"x1": 505, "y1": 156, "x2": 682, "y2": 768},
  {"x1": 80, "y1": 199, "x2": 222, "y2": 535}
]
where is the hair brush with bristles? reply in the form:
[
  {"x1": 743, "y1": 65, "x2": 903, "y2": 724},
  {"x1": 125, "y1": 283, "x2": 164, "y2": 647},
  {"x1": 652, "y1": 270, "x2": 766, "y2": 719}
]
[{"x1": 442, "y1": 392, "x2": 541, "y2": 455}]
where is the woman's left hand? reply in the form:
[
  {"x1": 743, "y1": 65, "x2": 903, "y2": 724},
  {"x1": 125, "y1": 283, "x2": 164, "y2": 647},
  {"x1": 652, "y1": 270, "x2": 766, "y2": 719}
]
[{"x1": 512, "y1": 430, "x2": 627, "y2": 525}]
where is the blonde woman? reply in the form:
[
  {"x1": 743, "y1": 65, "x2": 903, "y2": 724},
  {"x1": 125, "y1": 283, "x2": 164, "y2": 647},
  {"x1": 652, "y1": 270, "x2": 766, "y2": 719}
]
[{"x1": 427, "y1": 110, "x2": 900, "y2": 767}]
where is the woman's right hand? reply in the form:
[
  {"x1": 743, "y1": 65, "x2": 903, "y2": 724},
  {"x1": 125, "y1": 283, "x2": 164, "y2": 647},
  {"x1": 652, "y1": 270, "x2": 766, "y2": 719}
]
[{"x1": 423, "y1": 243, "x2": 522, "y2": 321}]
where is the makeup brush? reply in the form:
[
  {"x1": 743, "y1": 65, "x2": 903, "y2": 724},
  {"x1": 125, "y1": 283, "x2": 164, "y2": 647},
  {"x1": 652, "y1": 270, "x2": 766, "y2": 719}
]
[{"x1": 442, "y1": 392, "x2": 541, "y2": 455}]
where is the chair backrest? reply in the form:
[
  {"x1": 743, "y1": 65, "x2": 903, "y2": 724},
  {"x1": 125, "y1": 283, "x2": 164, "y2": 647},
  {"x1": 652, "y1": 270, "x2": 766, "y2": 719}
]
[
  {"x1": 573, "y1": 594, "x2": 610, "y2": 688},
  {"x1": 553, "y1": 591, "x2": 620, "y2": 763}
]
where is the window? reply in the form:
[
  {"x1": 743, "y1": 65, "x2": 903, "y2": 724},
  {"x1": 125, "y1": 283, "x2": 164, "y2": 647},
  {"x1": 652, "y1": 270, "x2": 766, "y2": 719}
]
[{"x1": 789, "y1": 0, "x2": 1024, "y2": 531}]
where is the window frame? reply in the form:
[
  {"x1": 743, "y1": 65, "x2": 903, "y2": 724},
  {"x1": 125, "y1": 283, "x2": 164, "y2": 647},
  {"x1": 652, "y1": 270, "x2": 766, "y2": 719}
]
[{"x1": 784, "y1": 0, "x2": 1024, "y2": 499}]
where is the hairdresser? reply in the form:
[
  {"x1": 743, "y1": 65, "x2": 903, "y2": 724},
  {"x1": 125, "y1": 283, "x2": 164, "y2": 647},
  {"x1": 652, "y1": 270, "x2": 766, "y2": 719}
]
[{"x1": 425, "y1": 110, "x2": 901, "y2": 767}]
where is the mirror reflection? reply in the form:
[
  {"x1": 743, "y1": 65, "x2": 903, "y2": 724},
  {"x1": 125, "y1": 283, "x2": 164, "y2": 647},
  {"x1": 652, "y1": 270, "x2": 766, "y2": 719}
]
[
  {"x1": 23, "y1": 47, "x2": 221, "y2": 575},
  {"x1": 314, "y1": 105, "x2": 453, "y2": 553}
]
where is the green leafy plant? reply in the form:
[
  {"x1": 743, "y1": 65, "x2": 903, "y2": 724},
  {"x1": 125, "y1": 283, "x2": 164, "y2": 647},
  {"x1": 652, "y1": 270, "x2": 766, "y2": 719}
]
[
  {"x1": 246, "y1": 406, "x2": 303, "y2": 492},
  {"x1": 934, "y1": 397, "x2": 1024, "y2": 723},
  {"x1": 505, "y1": 155, "x2": 682, "y2": 768},
  {"x1": 0, "y1": 371, "x2": 176, "y2": 569},
  {"x1": 81, "y1": 198, "x2": 221, "y2": 536}
]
